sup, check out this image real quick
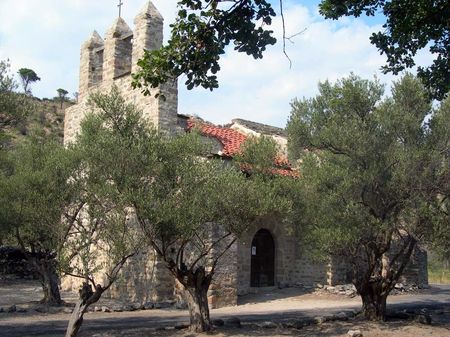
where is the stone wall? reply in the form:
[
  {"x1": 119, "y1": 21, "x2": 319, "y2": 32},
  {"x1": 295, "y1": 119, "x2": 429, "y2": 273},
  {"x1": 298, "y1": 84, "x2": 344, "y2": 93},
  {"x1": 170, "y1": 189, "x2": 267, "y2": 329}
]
[
  {"x1": 400, "y1": 245, "x2": 428, "y2": 287},
  {"x1": 327, "y1": 257, "x2": 352, "y2": 285},
  {"x1": 62, "y1": 0, "x2": 429, "y2": 308},
  {"x1": 61, "y1": 247, "x2": 177, "y2": 304},
  {"x1": 207, "y1": 229, "x2": 238, "y2": 309},
  {"x1": 64, "y1": 1, "x2": 178, "y2": 146},
  {"x1": 0, "y1": 247, "x2": 38, "y2": 280},
  {"x1": 235, "y1": 215, "x2": 329, "y2": 297}
]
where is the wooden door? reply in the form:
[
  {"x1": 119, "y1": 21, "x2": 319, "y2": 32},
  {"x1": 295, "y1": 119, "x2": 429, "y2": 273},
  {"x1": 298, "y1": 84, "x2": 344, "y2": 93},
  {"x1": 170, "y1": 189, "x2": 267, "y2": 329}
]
[{"x1": 250, "y1": 229, "x2": 275, "y2": 287}]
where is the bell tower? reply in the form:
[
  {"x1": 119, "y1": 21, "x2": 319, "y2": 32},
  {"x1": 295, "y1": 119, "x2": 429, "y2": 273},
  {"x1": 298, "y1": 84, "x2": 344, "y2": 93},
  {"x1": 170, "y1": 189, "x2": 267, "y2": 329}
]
[{"x1": 64, "y1": 1, "x2": 179, "y2": 145}]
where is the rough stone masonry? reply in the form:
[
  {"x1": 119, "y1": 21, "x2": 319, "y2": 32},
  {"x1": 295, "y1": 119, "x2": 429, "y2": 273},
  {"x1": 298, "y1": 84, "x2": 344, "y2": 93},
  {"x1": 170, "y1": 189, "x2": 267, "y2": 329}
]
[{"x1": 63, "y1": 1, "x2": 428, "y2": 309}]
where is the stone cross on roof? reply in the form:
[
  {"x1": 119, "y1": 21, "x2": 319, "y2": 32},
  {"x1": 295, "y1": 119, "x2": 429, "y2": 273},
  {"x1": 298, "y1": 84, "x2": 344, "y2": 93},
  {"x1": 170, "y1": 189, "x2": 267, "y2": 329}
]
[{"x1": 117, "y1": 0, "x2": 124, "y2": 18}]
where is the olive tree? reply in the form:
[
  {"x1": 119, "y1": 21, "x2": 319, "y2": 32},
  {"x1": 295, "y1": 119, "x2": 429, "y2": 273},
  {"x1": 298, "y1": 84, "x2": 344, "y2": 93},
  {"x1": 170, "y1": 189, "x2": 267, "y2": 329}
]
[
  {"x1": 0, "y1": 93, "x2": 143, "y2": 336},
  {"x1": 0, "y1": 136, "x2": 83, "y2": 305},
  {"x1": 287, "y1": 74, "x2": 450, "y2": 320},
  {"x1": 76, "y1": 86, "x2": 289, "y2": 332},
  {"x1": 0, "y1": 59, "x2": 29, "y2": 147},
  {"x1": 62, "y1": 198, "x2": 141, "y2": 337}
]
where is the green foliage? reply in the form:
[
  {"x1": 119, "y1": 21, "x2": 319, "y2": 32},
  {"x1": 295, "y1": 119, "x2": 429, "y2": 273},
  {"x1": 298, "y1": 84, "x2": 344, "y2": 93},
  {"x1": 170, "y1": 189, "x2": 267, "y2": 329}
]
[
  {"x1": 424, "y1": 97, "x2": 450, "y2": 261},
  {"x1": 0, "y1": 60, "x2": 29, "y2": 147},
  {"x1": 235, "y1": 136, "x2": 280, "y2": 173},
  {"x1": 77, "y1": 86, "x2": 287, "y2": 243},
  {"x1": 18, "y1": 68, "x2": 40, "y2": 95},
  {"x1": 132, "y1": 0, "x2": 276, "y2": 95},
  {"x1": 319, "y1": 0, "x2": 450, "y2": 100},
  {"x1": 428, "y1": 256, "x2": 450, "y2": 284},
  {"x1": 0, "y1": 135, "x2": 81, "y2": 255},
  {"x1": 57, "y1": 88, "x2": 68, "y2": 99},
  {"x1": 75, "y1": 85, "x2": 290, "y2": 330},
  {"x1": 287, "y1": 73, "x2": 449, "y2": 303},
  {"x1": 56, "y1": 88, "x2": 69, "y2": 109},
  {"x1": 288, "y1": 73, "x2": 448, "y2": 253},
  {"x1": 428, "y1": 266, "x2": 450, "y2": 284},
  {"x1": 132, "y1": 0, "x2": 450, "y2": 99}
]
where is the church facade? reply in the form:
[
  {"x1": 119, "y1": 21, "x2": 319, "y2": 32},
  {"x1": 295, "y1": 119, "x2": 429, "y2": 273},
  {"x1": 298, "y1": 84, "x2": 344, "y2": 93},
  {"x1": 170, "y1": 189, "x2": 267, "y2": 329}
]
[{"x1": 63, "y1": 1, "x2": 428, "y2": 308}]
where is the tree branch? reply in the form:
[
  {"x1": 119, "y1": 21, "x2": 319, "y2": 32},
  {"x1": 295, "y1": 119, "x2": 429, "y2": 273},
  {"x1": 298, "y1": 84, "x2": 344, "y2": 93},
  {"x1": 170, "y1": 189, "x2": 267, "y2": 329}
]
[{"x1": 279, "y1": 0, "x2": 292, "y2": 68}]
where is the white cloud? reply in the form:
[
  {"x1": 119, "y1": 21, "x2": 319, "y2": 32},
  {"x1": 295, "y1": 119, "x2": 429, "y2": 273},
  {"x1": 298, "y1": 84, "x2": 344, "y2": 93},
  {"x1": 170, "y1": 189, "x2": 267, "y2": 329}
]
[
  {"x1": 0, "y1": 1, "x2": 435, "y2": 128},
  {"x1": 0, "y1": 0, "x2": 176, "y2": 98},
  {"x1": 180, "y1": 3, "x2": 434, "y2": 127}
]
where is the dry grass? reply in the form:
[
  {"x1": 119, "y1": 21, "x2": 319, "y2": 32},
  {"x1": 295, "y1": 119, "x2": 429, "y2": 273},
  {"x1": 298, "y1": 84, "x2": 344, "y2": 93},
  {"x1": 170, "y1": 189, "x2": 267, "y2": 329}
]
[{"x1": 429, "y1": 267, "x2": 450, "y2": 285}]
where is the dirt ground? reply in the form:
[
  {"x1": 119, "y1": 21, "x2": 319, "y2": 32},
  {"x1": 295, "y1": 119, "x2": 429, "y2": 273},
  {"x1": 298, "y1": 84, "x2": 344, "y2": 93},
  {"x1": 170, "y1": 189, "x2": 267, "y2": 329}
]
[
  {"x1": 86, "y1": 319, "x2": 450, "y2": 337},
  {"x1": 1, "y1": 279, "x2": 450, "y2": 337}
]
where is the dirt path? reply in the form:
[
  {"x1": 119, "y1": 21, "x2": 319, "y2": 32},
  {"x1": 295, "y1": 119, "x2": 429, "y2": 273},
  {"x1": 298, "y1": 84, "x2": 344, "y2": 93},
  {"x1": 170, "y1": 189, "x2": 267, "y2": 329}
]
[
  {"x1": 1, "y1": 281, "x2": 450, "y2": 337},
  {"x1": 84, "y1": 320, "x2": 450, "y2": 337}
]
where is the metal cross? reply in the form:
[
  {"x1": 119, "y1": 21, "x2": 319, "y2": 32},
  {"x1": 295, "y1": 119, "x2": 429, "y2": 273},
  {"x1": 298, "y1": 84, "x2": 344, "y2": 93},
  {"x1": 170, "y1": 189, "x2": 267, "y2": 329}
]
[{"x1": 117, "y1": 0, "x2": 124, "y2": 18}]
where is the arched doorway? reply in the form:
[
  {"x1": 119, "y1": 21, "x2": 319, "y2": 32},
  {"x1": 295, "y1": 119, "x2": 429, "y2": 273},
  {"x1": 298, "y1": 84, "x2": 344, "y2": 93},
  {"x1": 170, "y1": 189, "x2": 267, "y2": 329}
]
[{"x1": 250, "y1": 229, "x2": 275, "y2": 287}]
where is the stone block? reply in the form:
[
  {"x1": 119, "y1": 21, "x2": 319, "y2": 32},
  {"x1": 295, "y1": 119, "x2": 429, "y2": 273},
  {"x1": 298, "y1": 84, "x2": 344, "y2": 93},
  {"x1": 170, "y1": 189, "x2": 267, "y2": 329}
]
[
  {"x1": 225, "y1": 317, "x2": 241, "y2": 328},
  {"x1": 63, "y1": 307, "x2": 73, "y2": 314},
  {"x1": 417, "y1": 313, "x2": 432, "y2": 325},
  {"x1": 174, "y1": 323, "x2": 189, "y2": 330},
  {"x1": 101, "y1": 306, "x2": 111, "y2": 313},
  {"x1": 259, "y1": 321, "x2": 277, "y2": 328},
  {"x1": 143, "y1": 301, "x2": 154, "y2": 310},
  {"x1": 212, "y1": 318, "x2": 224, "y2": 326}
]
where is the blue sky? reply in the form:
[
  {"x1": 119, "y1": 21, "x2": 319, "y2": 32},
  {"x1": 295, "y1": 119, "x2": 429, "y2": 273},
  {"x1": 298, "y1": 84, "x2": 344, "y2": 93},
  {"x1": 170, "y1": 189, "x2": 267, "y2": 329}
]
[{"x1": 0, "y1": 0, "x2": 432, "y2": 128}]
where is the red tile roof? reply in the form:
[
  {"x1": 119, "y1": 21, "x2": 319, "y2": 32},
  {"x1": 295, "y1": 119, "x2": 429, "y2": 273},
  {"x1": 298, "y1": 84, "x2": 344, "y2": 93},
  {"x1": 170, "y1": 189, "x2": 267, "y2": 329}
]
[
  {"x1": 187, "y1": 119, "x2": 246, "y2": 157},
  {"x1": 186, "y1": 118, "x2": 298, "y2": 177}
]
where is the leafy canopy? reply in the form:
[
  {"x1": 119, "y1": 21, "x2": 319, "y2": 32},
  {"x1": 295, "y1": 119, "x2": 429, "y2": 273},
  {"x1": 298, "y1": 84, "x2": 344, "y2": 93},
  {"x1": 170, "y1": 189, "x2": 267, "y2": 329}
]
[
  {"x1": 77, "y1": 86, "x2": 287, "y2": 244},
  {"x1": 132, "y1": 0, "x2": 276, "y2": 94},
  {"x1": 132, "y1": 0, "x2": 450, "y2": 100},
  {"x1": 0, "y1": 60, "x2": 29, "y2": 146},
  {"x1": 287, "y1": 73, "x2": 449, "y2": 319},
  {"x1": 57, "y1": 88, "x2": 68, "y2": 96},
  {"x1": 75, "y1": 86, "x2": 290, "y2": 331},
  {"x1": 18, "y1": 68, "x2": 40, "y2": 95},
  {"x1": 56, "y1": 88, "x2": 69, "y2": 108},
  {"x1": 0, "y1": 135, "x2": 81, "y2": 255},
  {"x1": 319, "y1": 0, "x2": 450, "y2": 100},
  {"x1": 288, "y1": 73, "x2": 448, "y2": 256}
]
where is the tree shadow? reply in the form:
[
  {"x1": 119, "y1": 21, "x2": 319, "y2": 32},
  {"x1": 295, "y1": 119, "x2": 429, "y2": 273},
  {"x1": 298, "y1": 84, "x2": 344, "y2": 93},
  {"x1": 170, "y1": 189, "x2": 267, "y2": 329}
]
[{"x1": 237, "y1": 286, "x2": 316, "y2": 305}]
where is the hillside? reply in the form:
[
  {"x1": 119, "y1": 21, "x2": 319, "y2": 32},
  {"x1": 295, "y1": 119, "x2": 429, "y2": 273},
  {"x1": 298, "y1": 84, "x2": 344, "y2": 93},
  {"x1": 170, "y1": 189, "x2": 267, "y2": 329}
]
[{"x1": 4, "y1": 96, "x2": 73, "y2": 144}]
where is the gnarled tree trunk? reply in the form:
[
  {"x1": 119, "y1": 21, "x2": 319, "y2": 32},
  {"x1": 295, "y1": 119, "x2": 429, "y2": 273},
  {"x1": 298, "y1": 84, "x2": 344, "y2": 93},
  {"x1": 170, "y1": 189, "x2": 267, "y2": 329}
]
[
  {"x1": 65, "y1": 283, "x2": 104, "y2": 337},
  {"x1": 176, "y1": 266, "x2": 212, "y2": 332},
  {"x1": 28, "y1": 253, "x2": 62, "y2": 306},
  {"x1": 184, "y1": 285, "x2": 211, "y2": 332},
  {"x1": 40, "y1": 263, "x2": 62, "y2": 305},
  {"x1": 65, "y1": 300, "x2": 88, "y2": 337},
  {"x1": 358, "y1": 281, "x2": 388, "y2": 320},
  {"x1": 353, "y1": 235, "x2": 418, "y2": 321}
]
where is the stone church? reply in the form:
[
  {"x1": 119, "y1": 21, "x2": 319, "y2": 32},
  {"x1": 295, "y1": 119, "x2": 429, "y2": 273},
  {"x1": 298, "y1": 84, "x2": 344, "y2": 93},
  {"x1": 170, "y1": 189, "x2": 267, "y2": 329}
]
[{"x1": 63, "y1": 1, "x2": 428, "y2": 308}]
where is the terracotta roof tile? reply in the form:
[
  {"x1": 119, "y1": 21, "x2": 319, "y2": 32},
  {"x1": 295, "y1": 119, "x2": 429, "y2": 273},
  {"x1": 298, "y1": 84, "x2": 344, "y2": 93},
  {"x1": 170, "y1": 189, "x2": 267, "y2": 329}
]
[
  {"x1": 187, "y1": 119, "x2": 247, "y2": 157},
  {"x1": 186, "y1": 118, "x2": 298, "y2": 177}
]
